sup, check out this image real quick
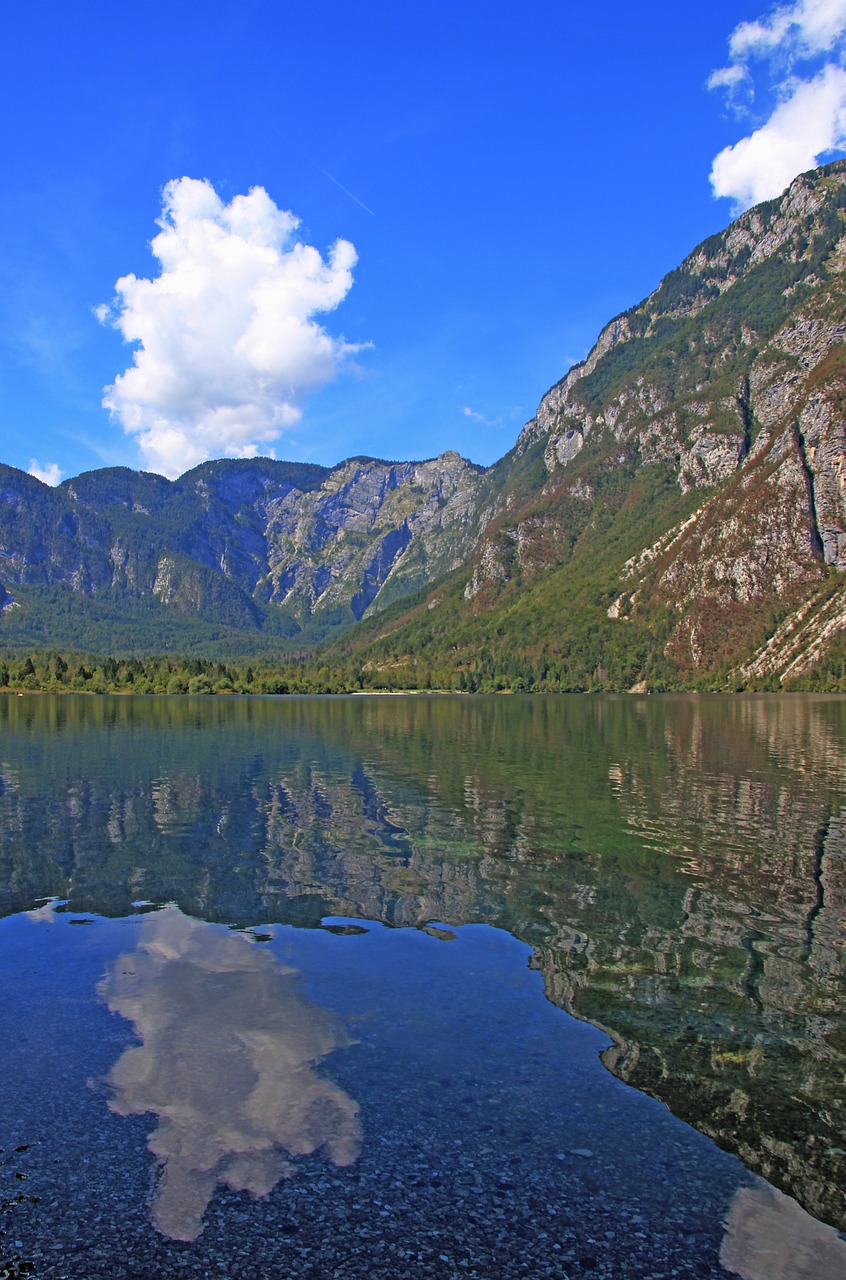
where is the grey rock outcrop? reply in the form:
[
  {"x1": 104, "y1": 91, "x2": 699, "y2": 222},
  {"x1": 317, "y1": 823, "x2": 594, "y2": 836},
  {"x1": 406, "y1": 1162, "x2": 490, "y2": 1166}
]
[
  {"x1": 457, "y1": 161, "x2": 846, "y2": 681},
  {"x1": 0, "y1": 451, "x2": 484, "y2": 641}
]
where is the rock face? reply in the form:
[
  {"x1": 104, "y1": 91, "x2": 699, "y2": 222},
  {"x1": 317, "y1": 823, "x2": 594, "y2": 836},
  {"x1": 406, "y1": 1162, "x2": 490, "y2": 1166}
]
[
  {"x1": 419, "y1": 160, "x2": 846, "y2": 686},
  {"x1": 0, "y1": 452, "x2": 484, "y2": 643},
  {"x1": 2, "y1": 161, "x2": 846, "y2": 678},
  {"x1": 260, "y1": 452, "x2": 484, "y2": 621}
]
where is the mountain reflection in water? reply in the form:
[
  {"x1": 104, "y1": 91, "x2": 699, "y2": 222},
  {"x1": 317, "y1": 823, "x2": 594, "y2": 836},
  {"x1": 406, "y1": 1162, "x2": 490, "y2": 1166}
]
[
  {"x1": 99, "y1": 907, "x2": 361, "y2": 1241},
  {"x1": 2, "y1": 692, "x2": 846, "y2": 1238}
]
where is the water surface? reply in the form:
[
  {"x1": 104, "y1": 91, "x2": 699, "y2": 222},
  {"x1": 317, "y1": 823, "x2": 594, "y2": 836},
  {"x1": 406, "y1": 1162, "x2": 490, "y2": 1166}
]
[{"x1": 1, "y1": 693, "x2": 845, "y2": 1278}]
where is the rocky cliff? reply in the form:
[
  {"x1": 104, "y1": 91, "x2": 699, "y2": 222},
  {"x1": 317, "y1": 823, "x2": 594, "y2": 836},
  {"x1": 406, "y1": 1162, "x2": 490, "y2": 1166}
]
[
  {"x1": 340, "y1": 160, "x2": 846, "y2": 689},
  {"x1": 0, "y1": 451, "x2": 485, "y2": 650},
  {"x1": 2, "y1": 161, "x2": 846, "y2": 681}
]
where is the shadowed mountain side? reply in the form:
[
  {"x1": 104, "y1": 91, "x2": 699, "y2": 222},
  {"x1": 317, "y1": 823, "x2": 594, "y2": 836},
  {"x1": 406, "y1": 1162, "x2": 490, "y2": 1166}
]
[{"x1": 0, "y1": 451, "x2": 488, "y2": 654}]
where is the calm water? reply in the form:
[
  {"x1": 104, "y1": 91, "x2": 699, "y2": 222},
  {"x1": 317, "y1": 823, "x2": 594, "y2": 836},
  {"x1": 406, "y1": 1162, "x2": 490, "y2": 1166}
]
[{"x1": 1, "y1": 693, "x2": 845, "y2": 1279}]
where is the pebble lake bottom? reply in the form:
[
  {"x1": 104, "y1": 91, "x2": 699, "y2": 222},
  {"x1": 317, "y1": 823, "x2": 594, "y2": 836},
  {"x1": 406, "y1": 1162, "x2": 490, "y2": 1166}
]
[{"x1": 0, "y1": 906, "x2": 841, "y2": 1280}]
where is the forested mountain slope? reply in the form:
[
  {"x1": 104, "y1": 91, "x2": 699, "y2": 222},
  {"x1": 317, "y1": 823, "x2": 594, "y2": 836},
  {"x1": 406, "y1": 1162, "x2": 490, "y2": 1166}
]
[
  {"x1": 0, "y1": 452, "x2": 486, "y2": 653},
  {"x1": 2, "y1": 162, "x2": 846, "y2": 686},
  {"x1": 331, "y1": 161, "x2": 846, "y2": 690}
]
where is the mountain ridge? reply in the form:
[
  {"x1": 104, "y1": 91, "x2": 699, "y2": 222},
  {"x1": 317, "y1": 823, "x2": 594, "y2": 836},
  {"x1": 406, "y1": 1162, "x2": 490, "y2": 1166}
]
[
  {"x1": 3, "y1": 160, "x2": 846, "y2": 687},
  {"x1": 0, "y1": 449, "x2": 489, "y2": 653},
  {"x1": 323, "y1": 161, "x2": 846, "y2": 689}
]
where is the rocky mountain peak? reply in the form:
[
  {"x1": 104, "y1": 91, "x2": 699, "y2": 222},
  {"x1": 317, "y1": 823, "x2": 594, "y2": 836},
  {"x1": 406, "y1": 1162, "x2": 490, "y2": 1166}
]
[
  {"x1": 516, "y1": 159, "x2": 846, "y2": 463},
  {"x1": 3, "y1": 163, "x2": 846, "y2": 688}
]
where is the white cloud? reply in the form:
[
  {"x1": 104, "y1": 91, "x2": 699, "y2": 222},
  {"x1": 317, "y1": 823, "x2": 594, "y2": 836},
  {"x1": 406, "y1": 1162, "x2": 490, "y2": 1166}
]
[
  {"x1": 28, "y1": 459, "x2": 63, "y2": 486},
  {"x1": 707, "y1": 64, "x2": 750, "y2": 95},
  {"x1": 711, "y1": 65, "x2": 846, "y2": 206},
  {"x1": 462, "y1": 405, "x2": 503, "y2": 429},
  {"x1": 711, "y1": 63, "x2": 846, "y2": 208},
  {"x1": 729, "y1": 0, "x2": 846, "y2": 59},
  {"x1": 708, "y1": 2, "x2": 846, "y2": 209},
  {"x1": 99, "y1": 178, "x2": 364, "y2": 479}
]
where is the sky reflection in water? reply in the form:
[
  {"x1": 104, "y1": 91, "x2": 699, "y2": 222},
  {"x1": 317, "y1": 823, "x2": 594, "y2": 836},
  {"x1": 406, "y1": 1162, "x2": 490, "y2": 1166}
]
[{"x1": 1, "y1": 693, "x2": 846, "y2": 1277}]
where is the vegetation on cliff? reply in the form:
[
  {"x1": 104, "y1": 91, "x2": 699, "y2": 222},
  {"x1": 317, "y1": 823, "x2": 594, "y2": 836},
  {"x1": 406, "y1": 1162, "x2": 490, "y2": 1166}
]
[{"x1": 3, "y1": 163, "x2": 846, "y2": 690}]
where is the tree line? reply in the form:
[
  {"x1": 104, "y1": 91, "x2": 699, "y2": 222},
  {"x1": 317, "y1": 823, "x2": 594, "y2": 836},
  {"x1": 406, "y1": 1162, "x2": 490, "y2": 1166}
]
[{"x1": 2, "y1": 643, "x2": 844, "y2": 696}]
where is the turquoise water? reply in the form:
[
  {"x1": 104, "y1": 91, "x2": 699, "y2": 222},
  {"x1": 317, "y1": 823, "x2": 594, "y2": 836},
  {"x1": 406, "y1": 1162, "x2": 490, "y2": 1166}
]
[{"x1": 1, "y1": 694, "x2": 845, "y2": 1278}]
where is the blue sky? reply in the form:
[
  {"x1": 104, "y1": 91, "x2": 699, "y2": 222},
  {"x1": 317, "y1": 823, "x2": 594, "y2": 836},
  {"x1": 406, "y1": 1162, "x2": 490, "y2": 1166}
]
[{"x1": 2, "y1": 1, "x2": 846, "y2": 483}]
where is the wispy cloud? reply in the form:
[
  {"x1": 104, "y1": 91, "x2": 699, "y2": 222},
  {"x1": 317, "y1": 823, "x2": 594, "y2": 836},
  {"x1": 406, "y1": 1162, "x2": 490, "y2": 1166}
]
[
  {"x1": 462, "y1": 405, "x2": 503, "y2": 428},
  {"x1": 708, "y1": 1, "x2": 846, "y2": 210},
  {"x1": 28, "y1": 459, "x2": 63, "y2": 486},
  {"x1": 98, "y1": 178, "x2": 366, "y2": 479},
  {"x1": 728, "y1": 0, "x2": 846, "y2": 59},
  {"x1": 706, "y1": 63, "x2": 751, "y2": 102}
]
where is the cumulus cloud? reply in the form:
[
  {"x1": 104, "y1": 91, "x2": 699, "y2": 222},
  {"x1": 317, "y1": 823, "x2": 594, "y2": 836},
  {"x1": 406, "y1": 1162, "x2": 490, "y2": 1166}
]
[
  {"x1": 708, "y1": 0, "x2": 846, "y2": 209},
  {"x1": 99, "y1": 178, "x2": 363, "y2": 479},
  {"x1": 28, "y1": 459, "x2": 63, "y2": 486},
  {"x1": 711, "y1": 65, "x2": 846, "y2": 208}
]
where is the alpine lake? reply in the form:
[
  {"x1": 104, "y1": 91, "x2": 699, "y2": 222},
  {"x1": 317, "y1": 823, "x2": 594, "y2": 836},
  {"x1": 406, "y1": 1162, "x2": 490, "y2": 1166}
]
[{"x1": 1, "y1": 692, "x2": 845, "y2": 1280}]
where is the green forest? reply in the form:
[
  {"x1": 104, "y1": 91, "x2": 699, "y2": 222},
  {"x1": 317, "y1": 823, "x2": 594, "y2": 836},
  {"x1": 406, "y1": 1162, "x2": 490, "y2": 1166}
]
[{"x1": 4, "y1": 630, "x2": 846, "y2": 697}]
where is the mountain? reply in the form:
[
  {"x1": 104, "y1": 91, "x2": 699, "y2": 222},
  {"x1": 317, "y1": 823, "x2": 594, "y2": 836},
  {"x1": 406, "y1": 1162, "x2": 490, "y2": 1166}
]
[
  {"x1": 329, "y1": 160, "x2": 846, "y2": 690},
  {"x1": 0, "y1": 452, "x2": 486, "y2": 654},
  {"x1": 2, "y1": 160, "x2": 846, "y2": 684}
]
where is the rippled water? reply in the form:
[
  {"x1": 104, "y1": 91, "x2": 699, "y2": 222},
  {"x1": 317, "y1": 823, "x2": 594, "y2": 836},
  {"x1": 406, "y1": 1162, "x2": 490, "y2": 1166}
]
[{"x1": 1, "y1": 693, "x2": 845, "y2": 1278}]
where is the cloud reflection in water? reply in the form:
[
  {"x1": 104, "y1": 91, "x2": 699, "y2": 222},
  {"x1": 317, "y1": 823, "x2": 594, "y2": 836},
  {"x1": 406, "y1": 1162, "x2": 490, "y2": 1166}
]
[
  {"x1": 99, "y1": 907, "x2": 361, "y2": 1241},
  {"x1": 721, "y1": 1180, "x2": 846, "y2": 1279}
]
